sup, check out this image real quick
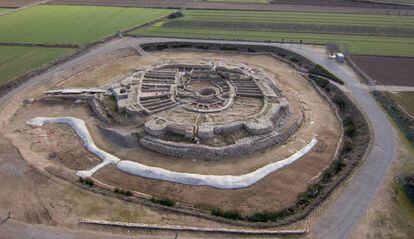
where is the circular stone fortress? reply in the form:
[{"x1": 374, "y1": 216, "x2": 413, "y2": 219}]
[
  {"x1": 4, "y1": 45, "x2": 344, "y2": 219},
  {"x1": 45, "y1": 61, "x2": 303, "y2": 160}
]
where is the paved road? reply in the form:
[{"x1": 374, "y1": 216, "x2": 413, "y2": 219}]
[{"x1": 0, "y1": 37, "x2": 397, "y2": 239}]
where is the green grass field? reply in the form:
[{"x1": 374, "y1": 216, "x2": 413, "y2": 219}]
[
  {"x1": 134, "y1": 27, "x2": 414, "y2": 56},
  {"x1": 0, "y1": 8, "x2": 11, "y2": 14},
  {"x1": 0, "y1": 5, "x2": 174, "y2": 45},
  {"x1": 0, "y1": 46, "x2": 73, "y2": 85},
  {"x1": 133, "y1": 10, "x2": 414, "y2": 56},
  {"x1": 177, "y1": 10, "x2": 414, "y2": 27}
]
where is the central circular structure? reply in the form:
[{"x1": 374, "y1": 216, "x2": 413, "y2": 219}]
[
  {"x1": 42, "y1": 60, "x2": 303, "y2": 160},
  {"x1": 89, "y1": 62, "x2": 302, "y2": 159},
  {"x1": 199, "y1": 87, "x2": 215, "y2": 96}
]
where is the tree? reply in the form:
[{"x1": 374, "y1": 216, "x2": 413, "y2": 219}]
[{"x1": 325, "y1": 42, "x2": 340, "y2": 55}]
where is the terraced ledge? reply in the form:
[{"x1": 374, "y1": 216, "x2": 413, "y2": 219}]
[{"x1": 26, "y1": 116, "x2": 317, "y2": 189}]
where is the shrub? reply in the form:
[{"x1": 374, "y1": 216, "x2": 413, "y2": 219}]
[
  {"x1": 310, "y1": 74, "x2": 329, "y2": 88},
  {"x1": 332, "y1": 159, "x2": 346, "y2": 174},
  {"x1": 401, "y1": 174, "x2": 414, "y2": 205},
  {"x1": 309, "y1": 64, "x2": 344, "y2": 85},
  {"x1": 168, "y1": 11, "x2": 183, "y2": 19},
  {"x1": 220, "y1": 45, "x2": 238, "y2": 51},
  {"x1": 333, "y1": 96, "x2": 346, "y2": 110},
  {"x1": 114, "y1": 187, "x2": 133, "y2": 196},
  {"x1": 151, "y1": 197, "x2": 176, "y2": 207},
  {"x1": 211, "y1": 208, "x2": 243, "y2": 220},
  {"x1": 277, "y1": 52, "x2": 286, "y2": 58},
  {"x1": 79, "y1": 177, "x2": 94, "y2": 187},
  {"x1": 341, "y1": 140, "x2": 354, "y2": 154},
  {"x1": 343, "y1": 117, "x2": 357, "y2": 137},
  {"x1": 196, "y1": 44, "x2": 209, "y2": 50}
]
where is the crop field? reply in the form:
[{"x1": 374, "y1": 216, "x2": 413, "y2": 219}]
[
  {"x1": 350, "y1": 55, "x2": 414, "y2": 86},
  {"x1": 0, "y1": 0, "x2": 43, "y2": 8},
  {"x1": 0, "y1": 5, "x2": 174, "y2": 45},
  {"x1": 0, "y1": 46, "x2": 73, "y2": 86},
  {"x1": 133, "y1": 10, "x2": 414, "y2": 56}
]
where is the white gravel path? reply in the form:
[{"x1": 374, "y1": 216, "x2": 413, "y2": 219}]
[{"x1": 27, "y1": 116, "x2": 317, "y2": 189}]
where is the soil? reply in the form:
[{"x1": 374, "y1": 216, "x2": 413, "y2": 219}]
[
  {"x1": 0, "y1": 134, "x2": 244, "y2": 232},
  {"x1": 350, "y1": 55, "x2": 414, "y2": 87},
  {"x1": 0, "y1": 0, "x2": 43, "y2": 8},
  {"x1": 25, "y1": 124, "x2": 102, "y2": 171}
]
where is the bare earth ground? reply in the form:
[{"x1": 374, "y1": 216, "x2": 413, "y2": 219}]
[
  {"x1": 0, "y1": 135, "x2": 258, "y2": 233},
  {"x1": 350, "y1": 55, "x2": 414, "y2": 87},
  {"x1": 2, "y1": 49, "x2": 340, "y2": 216},
  {"x1": 47, "y1": 0, "x2": 414, "y2": 15},
  {"x1": 0, "y1": 0, "x2": 45, "y2": 8}
]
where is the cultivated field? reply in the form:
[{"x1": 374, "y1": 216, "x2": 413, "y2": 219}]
[
  {"x1": 133, "y1": 10, "x2": 414, "y2": 56},
  {"x1": 0, "y1": 5, "x2": 174, "y2": 44},
  {"x1": 47, "y1": 0, "x2": 414, "y2": 15},
  {"x1": 0, "y1": 46, "x2": 73, "y2": 85},
  {"x1": 350, "y1": 55, "x2": 414, "y2": 86},
  {"x1": 0, "y1": 0, "x2": 43, "y2": 8}
]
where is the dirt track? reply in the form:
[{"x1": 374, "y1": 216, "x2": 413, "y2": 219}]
[{"x1": 47, "y1": 0, "x2": 414, "y2": 15}]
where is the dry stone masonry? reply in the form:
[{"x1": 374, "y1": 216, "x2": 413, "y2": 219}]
[{"x1": 43, "y1": 60, "x2": 303, "y2": 160}]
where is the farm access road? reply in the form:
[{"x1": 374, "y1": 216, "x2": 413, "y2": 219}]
[{"x1": 0, "y1": 37, "x2": 397, "y2": 239}]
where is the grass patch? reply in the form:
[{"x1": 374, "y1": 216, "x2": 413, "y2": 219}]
[
  {"x1": 0, "y1": 46, "x2": 73, "y2": 86},
  {"x1": 309, "y1": 64, "x2": 344, "y2": 85},
  {"x1": 0, "y1": 8, "x2": 11, "y2": 14},
  {"x1": 0, "y1": 5, "x2": 174, "y2": 45},
  {"x1": 150, "y1": 197, "x2": 176, "y2": 207}
]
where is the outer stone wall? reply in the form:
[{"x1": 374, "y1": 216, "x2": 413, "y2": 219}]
[{"x1": 140, "y1": 111, "x2": 303, "y2": 160}]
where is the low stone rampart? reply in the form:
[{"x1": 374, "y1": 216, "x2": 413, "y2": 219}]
[{"x1": 140, "y1": 111, "x2": 303, "y2": 160}]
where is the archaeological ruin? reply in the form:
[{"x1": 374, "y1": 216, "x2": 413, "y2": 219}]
[{"x1": 44, "y1": 61, "x2": 303, "y2": 160}]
